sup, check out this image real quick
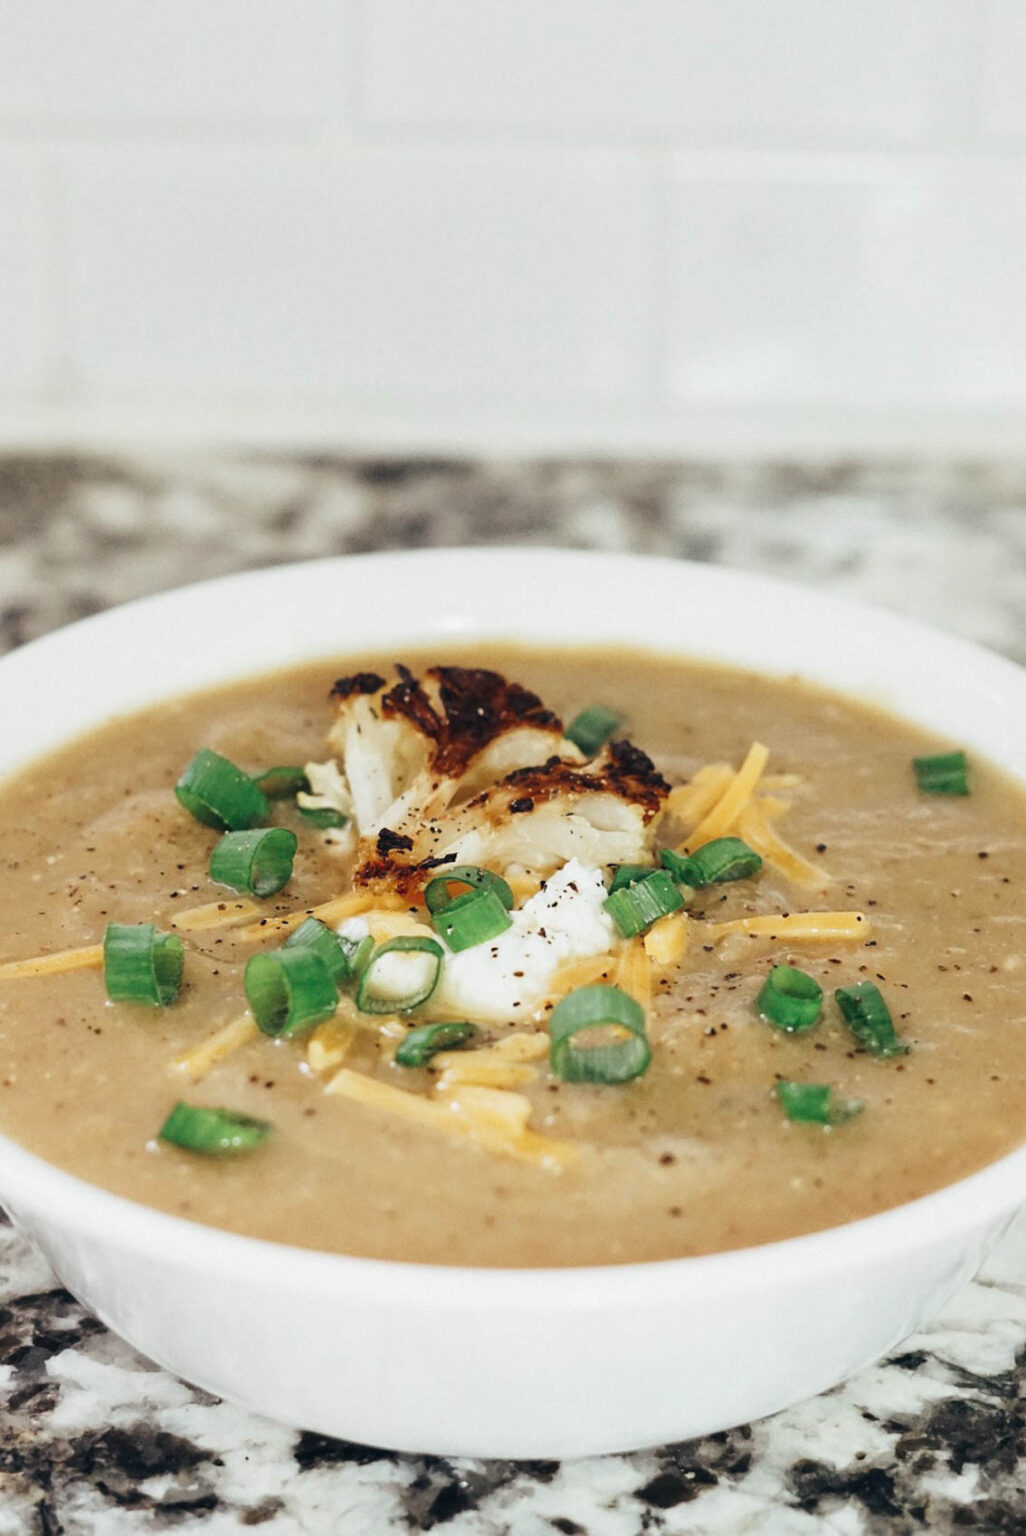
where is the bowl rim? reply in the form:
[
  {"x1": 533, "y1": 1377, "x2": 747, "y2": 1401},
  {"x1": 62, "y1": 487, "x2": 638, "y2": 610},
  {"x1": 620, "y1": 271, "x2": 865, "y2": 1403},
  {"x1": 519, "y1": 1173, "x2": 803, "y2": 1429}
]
[{"x1": 1, "y1": 543, "x2": 1025, "y2": 1300}]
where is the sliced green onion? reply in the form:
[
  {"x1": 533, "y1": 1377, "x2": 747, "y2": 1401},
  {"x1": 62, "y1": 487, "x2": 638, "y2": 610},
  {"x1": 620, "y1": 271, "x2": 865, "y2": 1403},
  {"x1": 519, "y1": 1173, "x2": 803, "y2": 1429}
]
[
  {"x1": 775, "y1": 1081, "x2": 862, "y2": 1126},
  {"x1": 432, "y1": 887, "x2": 513, "y2": 952},
  {"x1": 355, "y1": 936, "x2": 444, "y2": 1015},
  {"x1": 834, "y1": 980, "x2": 909, "y2": 1057},
  {"x1": 566, "y1": 705, "x2": 623, "y2": 756},
  {"x1": 661, "y1": 837, "x2": 762, "y2": 888},
  {"x1": 175, "y1": 747, "x2": 270, "y2": 831},
  {"x1": 603, "y1": 869, "x2": 683, "y2": 938},
  {"x1": 424, "y1": 865, "x2": 514, "y2": 914},
  {"x1": 913, "y1": 750, "x2": 969, "y2": 796},
  {"x1": 657, "y1": 848, "x2": 697, "y2": 886},
  {"x1": 283, "y1": 916, "x2": 354, "y2": 983},
  {"x1": 159, "y1": 1101, "x2": 272, "y2": 1154},
  {"x1": 608, "y1": 863, "x2": 656, "y2": 895},
  {"x1": 252, "y1": 765, "x2": 309, "y2": 798},
  {"x1": 103, "y1": 922, "x2": 184, "y2": 1007},
  {"x1": 549, "y1": 984, "x2": 650, "y2": 1084},
  {"x1": 395, "y1": 1020, "x2": 479, "y2": 1067},
  {"x1": 297, "y1": 805, "x2": 349, "y2": 830},
  {"x1": 340, "y1": 932, "x2": 374, "y2": 977},
  {"x1": 208, "y1": 827, "x2": 297, "y2": 897},
  {"x1": 658, "y1": 848, "x2": 692, "y2": 883},
  {"x1": 757, "y1": 965, "x2": 823, "y2": 1033},
  {"x1": 245, "y1": 948, "x2": 338, "y2": 1037}
]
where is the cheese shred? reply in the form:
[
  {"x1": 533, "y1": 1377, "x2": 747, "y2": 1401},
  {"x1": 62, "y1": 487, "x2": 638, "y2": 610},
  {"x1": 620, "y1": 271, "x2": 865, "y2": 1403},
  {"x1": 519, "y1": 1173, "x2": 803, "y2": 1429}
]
[
  {"x1": 705, "y1": 910, "x2": 869, "y2": 944},
  {"x1": 433, "y1": 1056, "x2": 538, "y2": 1091},
  {"x1": 172, "y1": 898, "x2": 264, "y2": 933},
  {"x1": 665, "y1": 765, "x2": 733, "y2": 829},
  {"x1": 172, "y1": 1013, "x2": 259, "y2": 1079},
  {"x1": 615, "y1": 939, "x2": 652, "y2": 1010},
  {"x1": 325, "y1": 1067, "x2": 574, "y2": 1169},
  {"x1": 0, "y1": 943, "x2": 104, "y2": 980},
  {"x1": 543, "y1": 951, "x2": 617, "y2": 1009},
  {"x1": 307, "y1": 1018, "x2": 357, "y2": 1074},
  {"x1": 644, "y1": 911, "x2": 689, "y2": 967},
  {"x1": 237, "y1": 888, "x2": 406, "y2": 943},
  {"x1": 737, "y1": 801, "x2": 828, "y2": 889},
  {"x1": 684, "y1": 740, "x2": 770, "y2": 850}
]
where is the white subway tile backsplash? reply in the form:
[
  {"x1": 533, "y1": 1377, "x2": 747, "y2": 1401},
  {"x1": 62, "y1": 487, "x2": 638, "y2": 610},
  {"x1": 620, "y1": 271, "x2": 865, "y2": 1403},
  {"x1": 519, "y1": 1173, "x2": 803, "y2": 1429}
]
[
  {"x1": 62, "y1": 146, "x2": 656, "y2": 403},
  {"x1": 665, "y1": 160, "x2": 1026, "y2": 413},
  {"x1": 0, "y1": 0, "x2": 1022, "y2": 448},
  {"x1": 361, "y1": 0, "x2": 959, "y2": 148},
  {"x1": 0, "y1": 2, "x2": 336, "y2": 126},
  {"x1": 980, "y1": 1, "x2": 1026, "y2": 141},
  {"x1": 0, "y1": 158, "x2": 56, "y2": 394},
  {"x1": 920, "y1": 168, "x2": 1026, "y2": 407}
]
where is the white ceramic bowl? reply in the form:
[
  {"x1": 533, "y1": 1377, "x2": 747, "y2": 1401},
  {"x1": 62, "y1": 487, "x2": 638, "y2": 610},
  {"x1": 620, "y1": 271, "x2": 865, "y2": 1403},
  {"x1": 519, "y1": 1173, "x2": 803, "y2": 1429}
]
[{"x1": 1, "y1": 548, "x2": 1025, "y2": 1459}]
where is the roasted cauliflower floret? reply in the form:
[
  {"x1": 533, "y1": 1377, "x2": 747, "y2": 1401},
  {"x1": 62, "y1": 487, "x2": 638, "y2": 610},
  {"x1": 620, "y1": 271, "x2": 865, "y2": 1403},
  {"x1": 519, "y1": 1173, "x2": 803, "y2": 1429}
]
[
  {"x1": 325, "y1": 671, "x2": 431, "y2": 836},
  {"x1": 326, "y1": 665, "x2": 571, "y2": 837},
  {"x1": 321, "y1": 665, "x2": 670, "y2": 889},
  {"x1": 402, "y1": 741, "x2": 669, "y2": 878}
]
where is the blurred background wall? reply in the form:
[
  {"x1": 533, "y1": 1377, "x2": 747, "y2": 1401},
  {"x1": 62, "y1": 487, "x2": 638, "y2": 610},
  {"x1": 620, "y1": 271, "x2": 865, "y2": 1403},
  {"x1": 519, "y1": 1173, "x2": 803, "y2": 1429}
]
[{"x1": 2, "y1": 0, "x2": 1026, "y2": 456}]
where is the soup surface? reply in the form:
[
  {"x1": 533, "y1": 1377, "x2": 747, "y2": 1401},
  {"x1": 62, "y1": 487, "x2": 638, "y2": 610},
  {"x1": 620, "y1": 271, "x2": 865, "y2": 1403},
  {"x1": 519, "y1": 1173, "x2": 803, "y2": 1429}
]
[{"x1": 0, "y1": 645, "x2": 1025, "y2": 1267}]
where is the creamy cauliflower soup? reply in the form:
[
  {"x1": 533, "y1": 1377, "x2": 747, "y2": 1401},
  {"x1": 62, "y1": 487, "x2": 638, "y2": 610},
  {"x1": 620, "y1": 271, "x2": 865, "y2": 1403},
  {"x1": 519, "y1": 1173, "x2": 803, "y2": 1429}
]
[{"x1": 0, "y1": 646, "x2": 1023, "y2": 1267}]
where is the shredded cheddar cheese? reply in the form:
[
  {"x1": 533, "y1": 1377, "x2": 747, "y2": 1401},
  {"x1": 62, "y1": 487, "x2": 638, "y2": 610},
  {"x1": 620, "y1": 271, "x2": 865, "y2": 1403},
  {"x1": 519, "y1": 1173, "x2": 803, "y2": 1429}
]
[
  {"x1": 492, "y1": 1031, "x2": 550, "y2": 1061},
  {"x1": 433, "y1": 1056, "x2": 538, "y2": 1091},
  {"x1": 737, "y1": 801, "x2": 828, "y2": 890},
  {"x1": 306, "y1": 1018, "x2": 357, "y2": 1073},
  {"x1": 705, "y1": 911, "x2": 868, "y2": 944},
  {"x1": 644, "y1": 911, "x2": 689, "y2": 967},
  {"x1": 543, "y1": 951, "x2": 617, "y2": 1008},
  {"x1": 325, "y1": 1067, "x2": 573, "y2": 1168},
  {"x1": 172, "y1": 1013, "x2": 259, "y2": 1079},
  {"x1": 237, "y1": 888, "x2": 406, "y2": 943},
  {"x1": 684, "y1": 740, "x2": 770, "y2": 850},
  {"x1": 0, "y1": 943, "x2": 104, "y2": 980},
  {"x1": 362, "y1": 911, "x2": 436, "y2": 944},
  {"x1": 172, "y1": 898, "x2": 264, "y2": 933},
  {"x1": 665, "y1": 764, "x2": 733, "y2": 829},
  {"x1": 431, "y1": 1030, "x2": 547, "y2": 1089},
  {"x1": 615, "y1": 939, "x2": 652, "y2": 1010}
]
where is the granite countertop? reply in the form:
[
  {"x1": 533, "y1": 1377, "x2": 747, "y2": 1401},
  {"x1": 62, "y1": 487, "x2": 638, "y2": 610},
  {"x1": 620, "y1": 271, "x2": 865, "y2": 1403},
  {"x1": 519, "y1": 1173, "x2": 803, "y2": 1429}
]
[{"x1": 3, "y1": 452, "x2": 1026, "y2": 1535}]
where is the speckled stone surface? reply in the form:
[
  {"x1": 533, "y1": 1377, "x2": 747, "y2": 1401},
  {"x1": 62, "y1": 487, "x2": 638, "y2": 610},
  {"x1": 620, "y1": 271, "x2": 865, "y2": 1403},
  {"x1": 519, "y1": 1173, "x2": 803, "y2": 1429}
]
[{"x1": 3, "y1": 452, "x2": 1026, "y2": 1535}]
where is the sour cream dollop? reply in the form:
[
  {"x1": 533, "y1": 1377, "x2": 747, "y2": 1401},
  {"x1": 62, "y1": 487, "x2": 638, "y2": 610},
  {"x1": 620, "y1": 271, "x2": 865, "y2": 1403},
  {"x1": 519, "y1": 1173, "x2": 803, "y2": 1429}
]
[{"x1": 433, "y1": 858, "x2": 617, "y2": 1024}]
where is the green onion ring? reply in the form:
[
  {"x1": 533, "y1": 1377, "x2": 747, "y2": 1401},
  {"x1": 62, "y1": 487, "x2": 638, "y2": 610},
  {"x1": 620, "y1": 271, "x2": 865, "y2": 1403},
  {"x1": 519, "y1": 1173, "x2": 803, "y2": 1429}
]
[
  {"x1": 834, "y1": 980, "x2": 909, "y2": 1057},
  {"x1": 251, "y1": 765, "x2": 310, "y2": 798},
  {"x1": 175, "y1": 747, "x2": 270, "y2": 831},
  {"x1": 395, "y1": 1020, "x2": 479, "y2": 1068},
  {"x1": 661, "y1": 837, "x2": 762, "y2": 888},
  {"x1": 103, "y1": 922, "x2": 184, "y2": 1007},
  {"x1": 548, "y1": 984, "x2": 650, "y2": 1084},
  {"x1": 283, "y1": 916, "x2": 355, "y2": 983},
  {"x1": 208, "y1": 827, "x2": 297, "y2": 897},
  {"x1": 355, "y1": 936, "x2": 444, "y2": 1015},
  {"x1": 340, "y1": 932, "x2": 374, "y2": 977},
  {"x1": 608, "y1": 863, "x2": 656, "y2": 895},
  {"x1": 159, "y1": 1101, "x2": 272, "y2": 1154},
  {"x1": 603, "y1": 869, "x2": 683, "y2": 938},
  {"x1": 913, "y1": 750, "x2": 969, "y2": 796},
  {"x1": 774, "y1": 1080, "x2": 862, "y2": 1126},
  {"x1": 424, "y1": 865, "x2": 514, "y2": 914},
  {"x1": 244, "y1": 948, "x2": 339, "y2": 1037},
  {"x1": 432, "y1": 887, "x2": 513, "y2": 953},
  {"x1": 566, "y1": 705, "x2": 623, "y2": 756},
  {"x1": 297, "y1": 805, "x2": 349, "y2": 829},
  {"x1": 757, "y1": 965, "x2": 823, "y2": 1033}
]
